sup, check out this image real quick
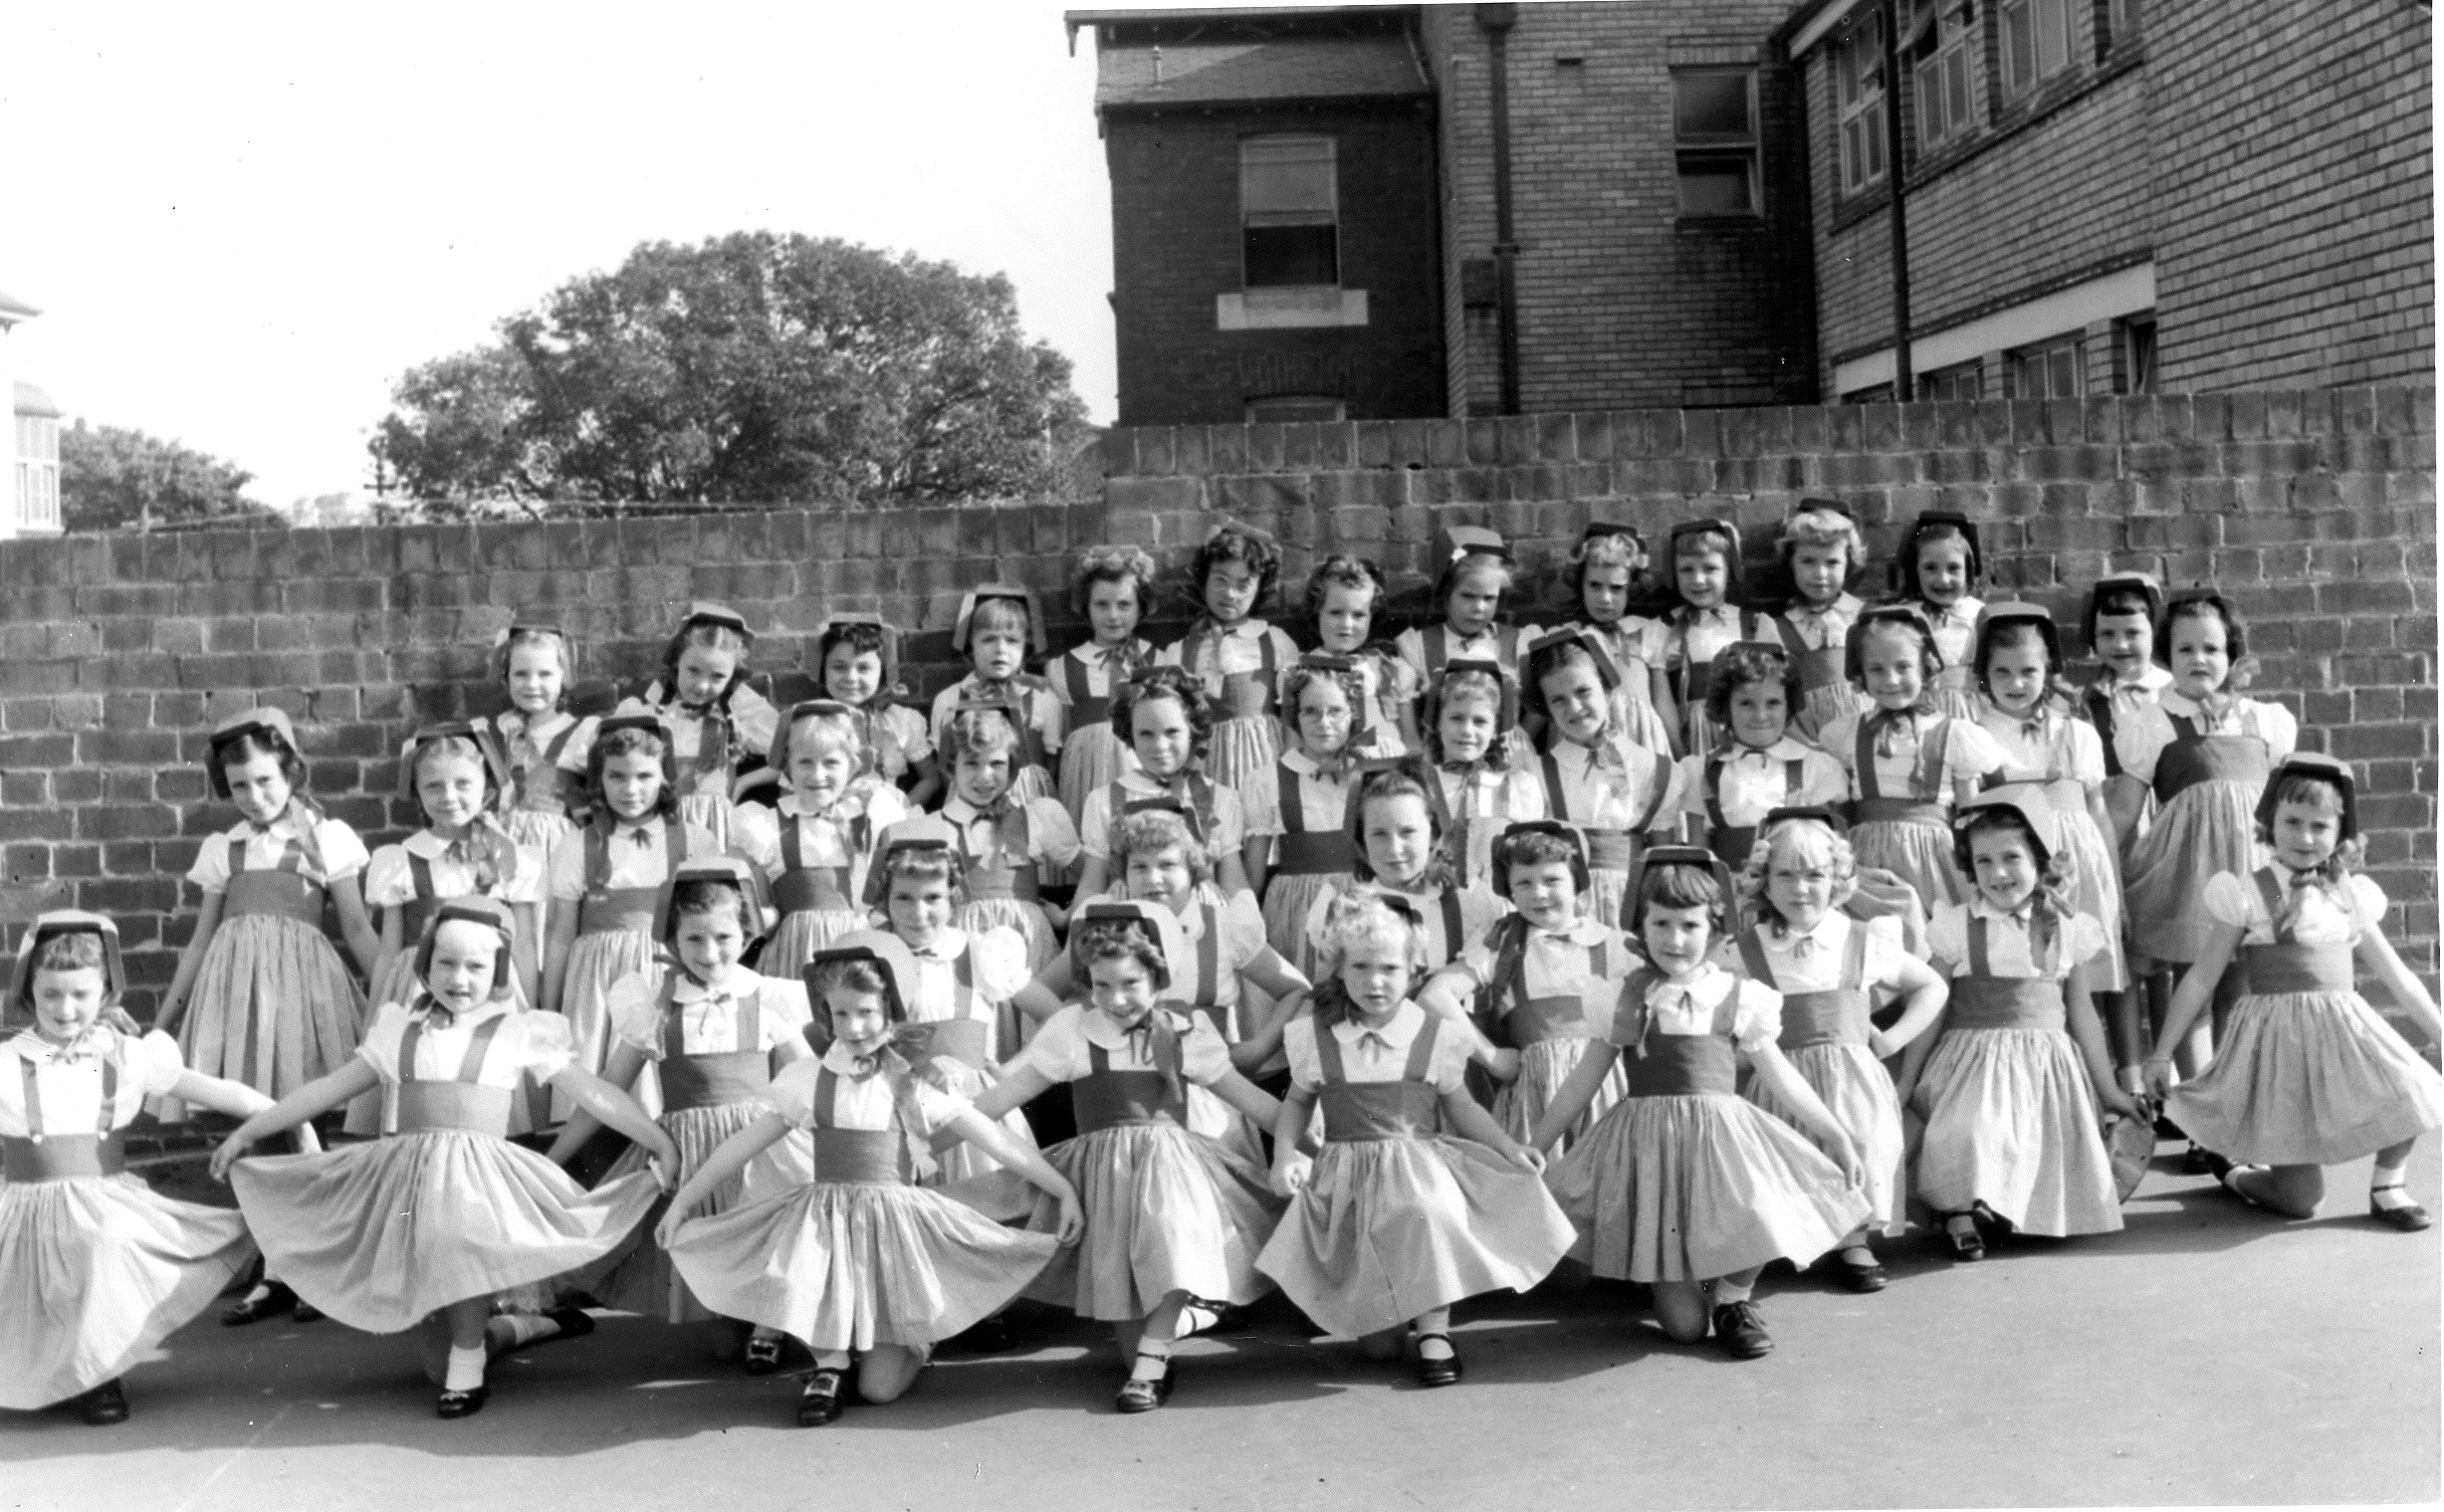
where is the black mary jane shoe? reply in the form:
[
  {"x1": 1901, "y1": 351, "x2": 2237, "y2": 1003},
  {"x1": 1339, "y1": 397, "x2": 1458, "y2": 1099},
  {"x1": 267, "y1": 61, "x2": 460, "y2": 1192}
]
[
  {"x1": 1832, "y1": 1249, "x2": 1889, "y2": 1293},
  {"x1": 435, "y1": 1385, "x2": 489, "y2": 1420},
  {"x1": 1938, "y1": 1214, "x2": 1985, "y2": 1262},
  {"x1": 2181, "y1": 1144, "x2": 2223, "y2": 1176},
  {"x1": 2370, "y1": 1184, "x2": 2434, "y2": 1232},
  {"x1": 1710, "y1": 1301, "x2": 1774, "y2": 1361},
  {"x1": 743, "y1": 1335, "x2": 785, "y2": 1376},
  {"x1": 221, "y1": 1281, "x2": 303, "y2": 1328},
  {"x1": 797, "y1": 1368, "x2": 849, "y2": 1427},
  {"x1": 80, "y1": 1380, "x2": 129, "y2": 1425},
  {"x1": 1114, "y1": 1352, "x2": 1175, "y2": 1414},
  {"x1": 1414, "y1": 1333, "x2": 1464, "y2": 1389}
]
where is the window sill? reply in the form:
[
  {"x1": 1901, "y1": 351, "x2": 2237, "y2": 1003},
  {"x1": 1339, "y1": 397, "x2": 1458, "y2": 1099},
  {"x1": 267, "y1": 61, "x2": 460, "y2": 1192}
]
[
  {"x1": 1217, "y1": 288, "x2": 1369, "y2": 330},
  {"x1": 1674, "y1": 213, "x2": 1767, "y2": 231}
]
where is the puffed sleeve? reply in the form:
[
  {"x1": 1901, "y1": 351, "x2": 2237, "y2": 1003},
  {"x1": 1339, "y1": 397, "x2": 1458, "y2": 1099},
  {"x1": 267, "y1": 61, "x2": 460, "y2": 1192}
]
[
  {"x1": 1221, "y1": 891, "x2": 1270, "y2": 970},
  {"x1": 1729, "y1": 978, "x2": 1785, "y2": 1052},
  {"x1": 1033, "y1": 683, "x2": 1065, "y2": 755},
  {"x1": 927, "y1": 684, "x2": 959, "y2": 746},
  {"x1": 1817, "y1": 713, "x2": 1864, "y2": 782},
  {"x1": 498, "y1": 843, "x2": 547, "y2": 906},
  {"x1": 756, "y1": 978, "x2": 816, "y2": 1045},
  {"x1": 554, "y1": 715, "x2": 599, "y2": 772},
  {"x1": 1925, "y1": 904, "x2": 1971, "y2": 974},
  {"x1": 908, "y1": 1078, "x2": 972, "y2": 1134},
  {"x1": 548, "y1": 831, "x2": 588, "y2": 901},
  {"x1": 1179, "y1": 1013, "x2": 1234, "y2": 1086},
  {"x1": 1238, "y1": 766, "x2": 1285, "y2": 839},
  {"x1": 1671, "y1": 755, "x2": 1708, "y2": 819},
  {"x1": 887, "y1": 705, "x2": 934, "y2": 765},
  {"x1": 2064, "y1": 719, "x2": 2108, "y2": 788},
  {"x1": 2253, "y1": 699, "x2": 2300, "y2": 760},
  {"x1": 1282, "y1": 1016, "x2": 1326, "y2": 1092},
  {"x1": 1642, "y1": 753, "x2": 1687, "y2": 832},
  {"x1": 1859, "y1": 914, "x2": 1909, "y2": 989},
  {"x1": 1393, "y1": 627, "x2": 1429, "y2": 681},
  {"x1": 2201, "y1": 873, "x2": 2260, "y2": 932},
  {"x1": 132, "y1": 1028, "x2": 190, "y2": 1096},
  {"x1": 728, "y1": 804, "x2": 781, "y2": 875},
  {"x1": 2063, "y1": 912, "x2": 2111, "y2": 968},
  {"x1": 1302, "y1": 888, "x2": 1344, "y2": 967},
  {"x1": 1455, "y1": 928, "x2": 1502, "y2": 989},
  {"x1": 1500, "y1": 768, "x2": 1549, "y2": 823},
  {"x1": 1014, "y1": 1007, "x2": 1092, "y2": 1085},
  {"x1": 187, "y1": 831, "x2": 235, "y2": 894},
  {"x1": 1029, "y1": 798, "x2": 1082, "y2": 867},
  {"x1": 1208, "y1": 786, "x2": 1249, "y2": 853},
  {"x1": 312, "y1": 818, "x2": 371, "y2": 880},
  {"x1": 361, "y1": 845, "x2": 413, "y2": 908},
  {"x1": 2113, "y1": 704, "x2": 2171, "y2": 783},
  {"x1": 353, "y1": 1003, "x2": 411, "y2": 1083},
  {"x1": 2348, "y1": 874, "x2": 2391, "y2": 932},
  {"x1": 1942, "y1": 722, "x2": 2008, "y2": 783},
  {"x1": 1797, "y1": 749, "x2": 1850, "y2": 808},
  {"x1": 1079, "y1": 788, "x2": 1115, "y2": 860},
  {"x1": 1457, "y1": 888, "x2": 1511, "y2": 951},
  {"x1": 607, "y1": 972, "x2": 669, "y2": 1056},
  {"x1": 759, "y1": 1056, "x2": 823, "y2": 1127},
  {"x1": 1424, "y1": 1017, "x2": 1473, "y2": 1092},
  {"x1": 505, "y1": 1010, "x2": 575, "y2": 1081},
  {"x1": 863, "y1": 785, "x2": 911, "y2": 830},
  {"x1": 970, "y1": 928, "x2": 1031, "y2": 1003}
]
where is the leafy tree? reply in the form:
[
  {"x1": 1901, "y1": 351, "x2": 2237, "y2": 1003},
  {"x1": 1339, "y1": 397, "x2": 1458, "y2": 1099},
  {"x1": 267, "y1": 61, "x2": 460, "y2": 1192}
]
[
  {"x1": 59, "y1": 420, "x2": 266, "y2": 532},
  {"x1": 369, "y1": 232, "x2": 1087, "y2": 514}
]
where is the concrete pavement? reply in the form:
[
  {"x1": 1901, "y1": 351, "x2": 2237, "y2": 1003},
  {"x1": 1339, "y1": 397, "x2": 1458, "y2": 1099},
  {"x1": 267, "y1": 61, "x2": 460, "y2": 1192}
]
[{"x1": 5, "y1": 1147, "x2": 2435, "y2": 1511}]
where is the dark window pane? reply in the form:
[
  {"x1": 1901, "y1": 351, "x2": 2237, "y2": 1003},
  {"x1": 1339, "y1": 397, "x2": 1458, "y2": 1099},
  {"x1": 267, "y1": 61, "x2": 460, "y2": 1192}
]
[
  {"x1": 1244, "y1": 225, "x2": 1338, "y2": 288},
  {"x1": 1675, "y1": 73, "x2": 1751, "y2": 138},
  {"x1": 1678, "y1": 155, "x2": 1754, "y2": 215}
]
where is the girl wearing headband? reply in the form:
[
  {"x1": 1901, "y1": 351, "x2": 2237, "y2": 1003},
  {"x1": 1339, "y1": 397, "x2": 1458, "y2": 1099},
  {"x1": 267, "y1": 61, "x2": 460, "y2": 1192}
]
[
  {"x1": 488, "y1": 621, "x2": 600, "y2": 852},
  {"x1": 615, "y1": 601, "x2": 778, "y2": 852},
  {"x1": 1159, "y1": 523, "x2": 1301, "y2": 792},
  {"x1": 1056, "y1": 545, "x2": 1161, "y2": 829}
]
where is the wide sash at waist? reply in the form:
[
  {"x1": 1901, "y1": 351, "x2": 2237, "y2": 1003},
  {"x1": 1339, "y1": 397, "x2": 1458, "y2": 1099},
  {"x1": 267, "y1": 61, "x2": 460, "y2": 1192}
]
[{"x1": 0, "y1": 1133, "x2": 126, "y2": 1182}]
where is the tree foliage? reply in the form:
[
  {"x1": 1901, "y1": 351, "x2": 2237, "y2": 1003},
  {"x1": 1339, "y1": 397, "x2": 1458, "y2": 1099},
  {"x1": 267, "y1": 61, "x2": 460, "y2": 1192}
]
[
  {"x1": 59, "y1": 420, "x2": 265, "y2": 532},
  {"x1": 369, "y1": 232, "x2": 1088, "y2": 515}
]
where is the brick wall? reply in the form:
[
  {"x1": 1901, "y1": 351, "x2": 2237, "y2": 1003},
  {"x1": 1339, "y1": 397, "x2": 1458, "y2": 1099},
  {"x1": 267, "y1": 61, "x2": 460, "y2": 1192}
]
[
  {"x1": 2146, "y1": 0, "x2": 2434, "y2": 389},
  {"x1": 1422, "y1": 2, "x2": 1817, "y2": 415},
  {"x1": 0, "y1": 387, "x2": 2432, "y2": 1017},
  {"x1": 1105, "y1": 101, "x2": 1446, "y2": 425}
]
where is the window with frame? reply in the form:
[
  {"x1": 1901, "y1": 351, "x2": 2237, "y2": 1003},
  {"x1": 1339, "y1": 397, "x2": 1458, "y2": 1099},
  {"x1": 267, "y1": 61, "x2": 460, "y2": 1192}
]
[
  {"x1": 1910, "y1": 0, "x2": 1978, "y2": 151},
  {"x1": 12, "y1": 413, "x2": 59, "y2": 531},
  {"x1": 2009, "y1": 334, "x2": 2086, "y2": 398},
  {"x1": 1843, "y1": 382, "x2": 1896, "y2": 404},
  {"x1": 2001, "y1": 0, "x2": 2073, "y2": 95},
  {"x1": 1240, "y1": 135, "x2": 1339, "y2": 289},
  {"x1": 1833, "y1": 13, "x2": 1887, "y2": 194},
  {"x1": 2116, "y1": 316, "x2": 2157, "y2": 393},
  {"x1": 2104, "y1": 0, "x2": 2138, "y2": 52},
  {"x1": 1243, "y1": 395, "x2": 1346, "y2": 424},
  {"x1": 1672, "y1": 68, "x2": 1760, "y2": 218},
  {"x1": 1918, "y1": 361, "x2": 1983, "y2": 401}
]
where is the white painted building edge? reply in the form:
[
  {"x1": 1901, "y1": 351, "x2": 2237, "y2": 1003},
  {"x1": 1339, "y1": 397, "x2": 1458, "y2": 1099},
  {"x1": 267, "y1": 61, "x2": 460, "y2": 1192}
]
[
  {"x1": 1217, "y1": 288, "x2": 1370, "y2": 330},
  {"x1": 1833, "y1": 261, "x2": 2156, "y2": 396}
]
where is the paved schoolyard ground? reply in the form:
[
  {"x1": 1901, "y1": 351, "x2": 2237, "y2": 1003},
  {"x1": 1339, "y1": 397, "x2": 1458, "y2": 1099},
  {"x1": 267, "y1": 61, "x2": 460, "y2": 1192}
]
[{"x1": 5, "y1": 1147, "x2": 2435, "y2": 1512}]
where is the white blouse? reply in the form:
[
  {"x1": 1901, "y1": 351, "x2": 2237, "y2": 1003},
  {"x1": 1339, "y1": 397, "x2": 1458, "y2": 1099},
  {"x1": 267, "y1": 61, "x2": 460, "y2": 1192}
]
[
  {"x1": 1617, "y1": 965, "x2": 1783, "y2": 1052},
  {"x1": 0, "y1": 1028, "x2": 186, "y2": 1137},
  {"x1": 187, "y1": 811, "x2": 370, "y2": 892},
  {"x1": 1928, "y1": 900, "x2": 2110, "y2": 980},
  {"x1": 1540, "y1": 738, "x2": 1683, "y2": 837},
  {"x1": 1078, "y1": 770, "x2": 1249, "y2": 860},
  {"x1": 1456, "y1": 917, "x2": 1637, "y2": 1004},
  {"x1": 903, "y1": 928, "x2": 1031, "y2": 1018},
  {"x1": 930, "y1": 674, "x2": 1064, "y2": 754},
  {"x1": 356, "y1": 1000, "x2": 574, "y2": 1088},
  {"x1": 2111, "y1": 692, "x2": 2299, "y2": 783},
  {"x1": 607, "y1": 969, "x2": 814, "y2": 1057},
  {"x1": 1732, "y1": 912, "x2": 1908, "y2": 993},
  {"x1": 2202, "y1": 869, "x2": 2385, "y2": 948},
  {"x1": 941, "y1": 794, "x2": 1082, "y2": 869},
  {"x1": 1818, "y1": 710, "x2": 2006, "y2": 802},
  {"x1": 1672, "y1": 738, "x2": 1849, "y2": 829},
  {"x1": 1283, "y1": 1001, "x2": 1473, "y2": 1093},
  {"x1": 1241, "y1": 751, "x2": 1359, "y2": 840},
  {"x1": 546, "y1": 820, "x2": 721, "y2": 901},
  {"x1": 1016, "y1": 1004, "x2": 1233, "y2": 1085},
  {"x1": 761, "y1": 1047, "x2": 967, "y2": 1133},
  {"x1": 363, "y1": 829, "x2": 544, "y2": 909},
  {"x1": 1974, "y1": 704, "x2": 2108, "y2": 788}
]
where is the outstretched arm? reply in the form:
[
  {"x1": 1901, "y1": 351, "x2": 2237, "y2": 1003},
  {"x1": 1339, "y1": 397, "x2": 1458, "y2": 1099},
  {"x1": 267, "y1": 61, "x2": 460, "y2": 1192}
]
[
  {"x1": 657, "y1": 1113, "x2": 791, "y2": 1246},
  {"x1": 1269, "y1": 1086, "x2": 1319, "y2": 1195},
  {"x1": 2142, "y1": 929, "x2": 2242, "y2": 1098},
  {"x1": 154, "y1": 893, "x2": 228, "y2": 1037},
  {"x1": 548, "y1": 1063, "x2": 679, "y2": 1173},
  {"x1": 943, "y1": 1107, "x2": 1083, "y2": 1244},
  {"x1": 1526, "y1": 1041, "x2": 1622, "y2": 1153},
  {"x1": 2359, "y1": 928, "x2": 2444, "y2": 1044},
  {"x1": 547, "y1": 1042, "x2": 649, "y2": 1166},
  {"x1": 1870, "y1": 956, "x2": 1950, "y2": 1060},
  {"x1": 1441, "y1": 1089, "x2": 1543, "y2": 1173},
  {"x1": 211, "y1": 1059, "x2": 381, "y2": 1179},
  {"x1": 2063, "y1": 962, "x2": 2139, "y2": 1121},
  {"x1": 967, "y1": 1063, "x2": 1056, "y2": 1125},
  {"x1": 1744, "y1": 1043, "x2": 1862, "y2": 1182}
]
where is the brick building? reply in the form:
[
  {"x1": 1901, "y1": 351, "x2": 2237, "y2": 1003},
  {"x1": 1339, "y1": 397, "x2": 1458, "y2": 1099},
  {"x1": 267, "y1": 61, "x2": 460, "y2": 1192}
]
[
  {"x1": 1790, "y1": 0, "x2": 2433, "y2": 402},
  {"x1": 1075, "y1": 2, "x2": 2430, "y2": 421}
]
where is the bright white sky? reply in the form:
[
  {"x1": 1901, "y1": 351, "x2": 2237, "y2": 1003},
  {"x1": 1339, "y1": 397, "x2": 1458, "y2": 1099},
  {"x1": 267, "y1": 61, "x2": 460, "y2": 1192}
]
[{"x1": 2, "y1": 1, "x2": 1124, "y2": 507}]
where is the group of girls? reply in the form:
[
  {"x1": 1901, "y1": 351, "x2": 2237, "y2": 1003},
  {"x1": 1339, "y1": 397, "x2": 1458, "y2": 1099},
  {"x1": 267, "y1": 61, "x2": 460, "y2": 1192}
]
[{"x1": 12, "y1": 504, "x2": 2440, "y2": 1433}]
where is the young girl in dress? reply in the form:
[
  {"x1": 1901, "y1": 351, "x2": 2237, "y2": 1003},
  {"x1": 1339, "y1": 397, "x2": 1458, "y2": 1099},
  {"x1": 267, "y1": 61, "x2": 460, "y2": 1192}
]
[
  {"x1": 1731, "y1": 814, "x2": 1948, "y2": 1290},
  {"x1": 1397, "y1": 526, "x2": 1540, "y2": 692},
  {"x1": 861, "y1": 818, "x2": 1043, "y2": 1186},
  {"x1": 1418, "y1": 821, "x2": 1635, "y2": 1151},
  {"x1": 1306, "y1": 554, "x2": 1421, "y2": 755},
  {"x1": 620, "y1": 601, "x2": 778, "y2": 852},
  {"x1": 1245, "y1": 655, "x2": 1369, "y2": 979},
  {"x1": 1074, "y1": 666, "x2": 1254, "y2": 899},
  {"x1": 2144, "y1": 756, "x2": 2444, "y2": 1228},
  {"x1": 1525, "y1": 627, "x2": 1684, "y2": 928},
  {"x1": 1672, "y1": 641, "x2": 1848, "y2": 876},
  {"x1": 542, "y1": 715, "x2": 720, "y2": 1111},
  {"x1": 938, "y1": 704, "x2": 1078, "y2": 972},
  {"x1": 814, "y1": 613, "x2": 941, "y2": 810},
  {"x1": 1656, "y1": 519, "x2": 1777, "y2": 762},
  {"x1": 1816, "y1": 608, "x2": 2006, "y2": 913},
  {"x1": 2, "y1": 913, "x2": 276, "y2": 1425},
  {"x1": 1054, "y1": 546, "x2": 1159, "y2": 828},
  {"x1": 734, "y1": 700, "x2": 904, "y2": 981},
  {"x1": 490, "y1": 620, "x2": 599, "y2": 853},
  {"x1": 156, "y1": 708, "x2": 379, "y2": 1115},
  {"x1": 1538, "y1": 849, "x2": 1870, "y2": 1360},
  {"x1": 1894, "y1": 512, "x2": 1986, "y2": 721},
  {"x1": 214, "y1": 899, "x2": 676, "y2": 1418},
  {"x1": 1306, "y1": 757, "x2": 1508, "y2": 983},
  {"x1": 1261, "y1": 893, "x2": 1574, "y2": 1387},
  {"x1": 1557, "y1": 521, "x2": 1678, "y2": 756},
  {"x1": 971, "y1": 906, "x2": 1284, "y2": 1413},
  {"x1": 2116, "y1": 590, "x2": 2296, "y2": 1106},
  {"x1": 366, "y1": 724, "x2": 538, "y2": 1015},
  {"x1": 547, "y1": 859, "x2": 814, "y2": 1367},
  {"x1": 662, "y1": 933, "x2": 1077, "y2": 1425},
  {"x1": 1161, "y1": 523, "x2": 1301, "y2": 792},
  {"x1": 1894, "y1": 790, "x2": 2140, "y2": 1260},
  {"x1": 1767, "y1": 500, "x2": 1871, "y2": 739},
  {"x1": 1423, "y1": 659, "x2": 1547, "y2": 892},
  {"x1": 930, "y1": 585, "x2": 1063, "y2": 811},
  {"x1": 2078, "y1": 571, "x2": 2171, "y2": 1094},
  {"x1": 1972, "y1": 603, "x2": 2130, "y2": 1042}
]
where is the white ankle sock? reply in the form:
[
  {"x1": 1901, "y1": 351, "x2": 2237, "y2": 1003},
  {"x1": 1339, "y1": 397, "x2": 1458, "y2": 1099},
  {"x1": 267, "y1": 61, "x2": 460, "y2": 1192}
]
[
  {"x1": 1131, "y1": 1341, "x2": 1173, "y2": 1380},
  {"x1": 444, "y1": 1345, "x2": 487, "y2": 1393},
  {"x1": 813, "y1": 1350, "x2": 852, "y2": 1372}
]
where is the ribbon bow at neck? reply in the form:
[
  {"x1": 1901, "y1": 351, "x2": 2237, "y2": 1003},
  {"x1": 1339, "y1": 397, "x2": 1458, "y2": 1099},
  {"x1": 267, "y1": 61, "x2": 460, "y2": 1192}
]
[
  {"x1": 1732, "y1": 744, "x2": 1779, "y2": 768},
  {"x1": 1093, "y1": 642, "x2": 1142, "y2": 675},
  {"x1": 441, "y1": 828, "x2": 502, "y2": 891},
  {"x1": 680, "y1": 700, "x2": 734, "y2": 783},
  {"x1": 1866, "y1": 708, "x2": 1916, "y2": 759},
  {"x1": 621, "y1": 824, "x2": 658, "y2": 849}
]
